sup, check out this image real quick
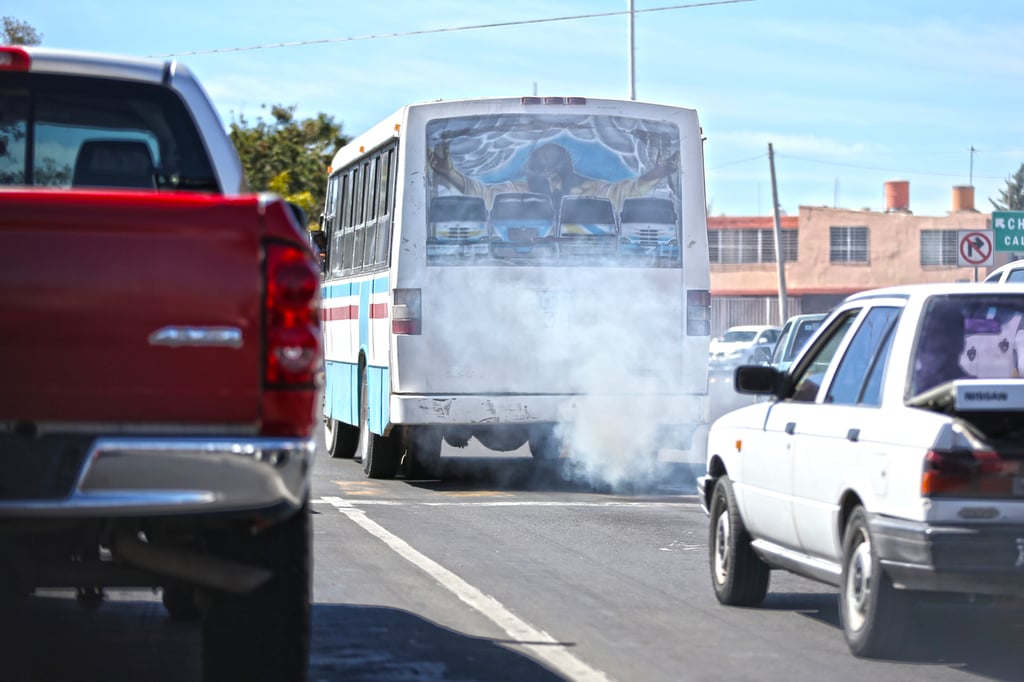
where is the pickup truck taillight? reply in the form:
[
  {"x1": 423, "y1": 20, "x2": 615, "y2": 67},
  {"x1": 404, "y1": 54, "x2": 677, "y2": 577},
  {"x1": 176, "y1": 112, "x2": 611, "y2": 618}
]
[
  {"x1": 264, "y1": 243, "x2": 322, "y2": 386},
  {"x1": 921, "y1": 448, "x2": 1017, "y2": 497}
]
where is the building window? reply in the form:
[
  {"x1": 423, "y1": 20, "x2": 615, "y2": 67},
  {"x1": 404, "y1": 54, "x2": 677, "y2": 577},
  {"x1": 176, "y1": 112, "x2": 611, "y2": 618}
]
[
  {"x1": 709, "y1": 229, "x2": 798, "y2": 264},
  {"x1": 919, "y1": 229, "x2": 959, "y2": 266},
  {"x1": 830, "y1": 226, "x2": 869, "y2": 263}
]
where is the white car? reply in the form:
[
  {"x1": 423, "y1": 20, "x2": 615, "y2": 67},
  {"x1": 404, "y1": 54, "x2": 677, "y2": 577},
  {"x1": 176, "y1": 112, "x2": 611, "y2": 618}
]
[
  {"x1": 708, "y1": 324, "x2": 780, "y2": 372},
  {"x1": 985, "y1": 260, "x2": 1024, "y2": 283},
  {"x1": 698, "y1": 283, "x2": 1024, "y2": 658}
]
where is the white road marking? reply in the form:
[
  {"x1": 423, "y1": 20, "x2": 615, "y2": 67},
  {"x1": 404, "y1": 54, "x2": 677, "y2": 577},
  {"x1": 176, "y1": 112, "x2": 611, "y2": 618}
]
[{"x1": 319, "y1": 495, "x2": 616, "y2": 682}]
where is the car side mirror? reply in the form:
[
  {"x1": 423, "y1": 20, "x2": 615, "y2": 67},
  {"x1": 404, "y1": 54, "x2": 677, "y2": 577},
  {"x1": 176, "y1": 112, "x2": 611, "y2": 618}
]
[{"x1": 734, "y1": 365, "x2": 786, "y2": 397}]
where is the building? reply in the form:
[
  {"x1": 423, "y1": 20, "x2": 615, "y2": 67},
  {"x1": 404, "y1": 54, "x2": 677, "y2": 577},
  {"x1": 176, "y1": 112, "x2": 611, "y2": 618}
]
[{"x1": 708, "y1": 181, "x2": 998, "y2": 336}]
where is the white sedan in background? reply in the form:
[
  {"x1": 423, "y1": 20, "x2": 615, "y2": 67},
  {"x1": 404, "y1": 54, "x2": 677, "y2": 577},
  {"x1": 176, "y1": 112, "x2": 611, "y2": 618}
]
[{"x1": 698, "y1": 283, "x2": 1024, "y2": 659}]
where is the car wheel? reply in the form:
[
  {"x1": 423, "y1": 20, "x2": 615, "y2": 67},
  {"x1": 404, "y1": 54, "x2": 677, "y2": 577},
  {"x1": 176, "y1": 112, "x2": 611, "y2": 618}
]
[
  {"x1": 708, "y1": 475, "x2": 770, "y2": 606},
  {"x1": 162, "y1": 583, "x2": 200, "y2": 621},
  {"x1": 359, "y1": 372, "x2": 399, "y2": 479},
  {"x1": 201, "y1": 500, "x2": 311, "y2": 682},
  {"x1": 324, "y1": 416, "x2": 359, "y2": 459},
  {"x1": 840, "y1": 506, "x2": 909, "y2": 658}
]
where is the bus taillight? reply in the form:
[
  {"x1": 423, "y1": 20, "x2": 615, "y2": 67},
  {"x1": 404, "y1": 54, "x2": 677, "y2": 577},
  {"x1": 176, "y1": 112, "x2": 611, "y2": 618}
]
[
  {"x1": 393, "y1": 288, "x2": 422, "y2": 335},
  {"x1": 687, "y1": 289, "x2": 711, "y2": 336}
]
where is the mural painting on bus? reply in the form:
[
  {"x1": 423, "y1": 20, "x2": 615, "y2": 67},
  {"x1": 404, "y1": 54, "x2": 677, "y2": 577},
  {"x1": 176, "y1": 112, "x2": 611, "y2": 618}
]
[{"x1": 425, "y1": 113, "x2": 681, "y2": 266}]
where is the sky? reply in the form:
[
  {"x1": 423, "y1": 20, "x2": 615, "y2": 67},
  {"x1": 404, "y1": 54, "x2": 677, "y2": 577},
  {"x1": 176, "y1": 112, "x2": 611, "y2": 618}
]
[{"x1": 19, "y1": 0, "x2": 1024, "y2": 218}]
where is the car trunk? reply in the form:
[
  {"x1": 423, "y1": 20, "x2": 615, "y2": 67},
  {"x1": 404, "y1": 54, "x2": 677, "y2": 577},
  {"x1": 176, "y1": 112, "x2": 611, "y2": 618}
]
[{"x1": 0, "y1": 190, "x2": 264, "y2": 427}]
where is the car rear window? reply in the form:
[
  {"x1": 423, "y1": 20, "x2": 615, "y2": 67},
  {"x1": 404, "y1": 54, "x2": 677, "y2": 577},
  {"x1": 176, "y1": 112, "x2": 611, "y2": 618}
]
[{"x1": 0, "y1": 73, "x2": 217, "y2": 191}]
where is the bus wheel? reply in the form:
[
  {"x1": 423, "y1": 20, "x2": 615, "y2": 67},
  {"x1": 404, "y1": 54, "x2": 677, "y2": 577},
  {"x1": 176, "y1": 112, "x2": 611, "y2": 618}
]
[
  {"x1": 358, "y1": 376, "x2": 399, "y2": 479},
  {"x1": 324, "y1": 417, "x2": 359, "y2": 459},
  {"x1": 402, "y1": 427, "x2": 442, "y2": 479},
  {"x1": 528, "y1": 428, "x2": 561, "y2": 462}
]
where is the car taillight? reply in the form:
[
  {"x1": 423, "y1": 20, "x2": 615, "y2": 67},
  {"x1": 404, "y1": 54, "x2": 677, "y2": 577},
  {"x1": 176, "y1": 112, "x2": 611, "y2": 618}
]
[
  {"x1": 393, "y1": 288, "x2": 421, "y2": 335},
  {"x1": 921, "y1": 448, "x2": 1015, "y2": 497},
  {"x1": 687, "y1": 289, "x2": 711, "y2": 336},
  {"x1": 0, "y1": 47, "x2": 31, "y2": 71},
  {"x1": 265, "y1": 243, "x2": 322, "y2": 385}
]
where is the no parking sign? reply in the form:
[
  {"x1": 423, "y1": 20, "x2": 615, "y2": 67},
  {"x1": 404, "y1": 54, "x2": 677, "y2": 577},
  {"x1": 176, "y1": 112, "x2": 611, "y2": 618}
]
[{"x1": 957, "y1": 230, "x2": 994, "y2": 267}]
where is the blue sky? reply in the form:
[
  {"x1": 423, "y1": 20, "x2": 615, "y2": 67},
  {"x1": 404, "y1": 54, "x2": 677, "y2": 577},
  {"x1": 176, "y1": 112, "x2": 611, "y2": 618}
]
[{"x1": 21, "y1": 1, "x2": 1024, "y2": 217}]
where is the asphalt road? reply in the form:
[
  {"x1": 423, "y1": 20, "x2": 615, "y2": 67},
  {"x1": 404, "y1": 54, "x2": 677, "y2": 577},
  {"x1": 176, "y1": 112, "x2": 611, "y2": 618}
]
[{"x1": 3, "y1": 380, "x2": 1022, "y2": 681}]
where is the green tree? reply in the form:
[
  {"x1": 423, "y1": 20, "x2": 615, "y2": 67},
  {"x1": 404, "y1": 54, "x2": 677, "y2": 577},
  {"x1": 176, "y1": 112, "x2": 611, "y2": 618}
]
[
  {"x1": 3, "y1": 17, "x2": 42, "y2": 45},
  {"x1": 229, "y1": 105, "x2": 348, "y2": 228},
  {"x1": 991, "y1": 163, "x2": 1024, "y2": 211}
]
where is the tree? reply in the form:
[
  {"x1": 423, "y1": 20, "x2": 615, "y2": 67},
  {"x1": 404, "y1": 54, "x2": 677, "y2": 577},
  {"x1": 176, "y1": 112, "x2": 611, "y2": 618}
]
[
  {"x1": 3, "y1": 17, "x2": 42, "y2": 45},
  {"x1": 990, "y1": 163, "x2": 1024, "y2": 211},
  {"x1": 229, "y1": 105, "x2": 348, "y2": 228}
]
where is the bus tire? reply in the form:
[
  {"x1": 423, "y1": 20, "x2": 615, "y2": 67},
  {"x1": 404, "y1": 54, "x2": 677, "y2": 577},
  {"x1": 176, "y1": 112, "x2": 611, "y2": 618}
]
[
  {"x1": 359, "y1": 374, "x2": 400, "y2": 478},
  {"x1": 402, "y1": 426, "x2": 442, "y2": 478},
  {"x1": 325, "y1": 417, "x2": 358, "y2": 459}
]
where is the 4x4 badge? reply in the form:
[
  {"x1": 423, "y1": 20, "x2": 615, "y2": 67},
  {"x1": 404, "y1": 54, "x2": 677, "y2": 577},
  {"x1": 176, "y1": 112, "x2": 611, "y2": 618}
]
[{"x1": 1016, "y1": 538, "x2": 1024, "y2": 568}]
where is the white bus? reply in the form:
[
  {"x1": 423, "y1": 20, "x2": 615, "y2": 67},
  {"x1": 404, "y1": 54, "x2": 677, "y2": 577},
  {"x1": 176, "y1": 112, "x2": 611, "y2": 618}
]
[{"x1": 319, "y1": 96, "x2": 712, "y2": 481}]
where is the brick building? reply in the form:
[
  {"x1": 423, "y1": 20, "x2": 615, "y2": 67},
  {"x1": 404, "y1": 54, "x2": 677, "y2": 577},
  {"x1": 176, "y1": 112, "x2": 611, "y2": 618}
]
[{"x1": 708, "y1": 181, "x2": 1002, "y2": 336}]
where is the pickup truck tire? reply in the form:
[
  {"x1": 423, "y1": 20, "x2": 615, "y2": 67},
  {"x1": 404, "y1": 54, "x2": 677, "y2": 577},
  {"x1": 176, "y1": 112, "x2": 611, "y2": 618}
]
[
  {"x1": 325, "y1": 417, "x2": 359, "y2": 459},
  {"x1": 528, "y1": 428, "x2": 561, "y2": 462},
  {"x1": 709, "y1": 475, "x2": 770, "y2": 606},
  {"x1": 359, "y1": 374, "x2": 400, "y2": 479},
  {"x1": 200, "y1": 500, "x2": 311, "y2": 682},
  {"x1": 840, "y1": 506, "x2": 909, "y2": 659},
  {"x1": 162, "y1": 583, "x2": 200, "y2": 621}
]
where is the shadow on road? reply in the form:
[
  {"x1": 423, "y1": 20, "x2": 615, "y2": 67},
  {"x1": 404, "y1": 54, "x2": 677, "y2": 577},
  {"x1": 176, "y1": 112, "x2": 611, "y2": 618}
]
[
  {"x1": 759, "y1": 590, "x2": 1024, "y2": 678},
  {"x1": 401, "y1": 456, "x2": 705, "y2": 498},
  {"x1": 312, "y1": 603, "x2": 568, "y2": 681}
]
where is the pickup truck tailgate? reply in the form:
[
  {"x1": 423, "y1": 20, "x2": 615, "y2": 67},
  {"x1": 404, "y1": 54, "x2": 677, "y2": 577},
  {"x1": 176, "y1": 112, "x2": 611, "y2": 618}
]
[{"x1": 0, "y1": 190, "x2": 265, "y2": 426}]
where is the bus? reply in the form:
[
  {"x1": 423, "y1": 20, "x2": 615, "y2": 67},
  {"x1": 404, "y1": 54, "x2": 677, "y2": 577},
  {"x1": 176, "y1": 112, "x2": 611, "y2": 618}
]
[{"x1": 318, "y1": 96, "x2": 712, "y2": 481}]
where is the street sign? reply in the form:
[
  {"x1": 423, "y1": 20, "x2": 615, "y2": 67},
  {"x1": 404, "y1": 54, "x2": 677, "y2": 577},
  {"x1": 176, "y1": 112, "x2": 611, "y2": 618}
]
[
  {"x1": 958, "y1": 230, "x2": 994, "y2": 267},
  {"x1": 991, "y1": 211, "x2": 1024, "y2": 252}
]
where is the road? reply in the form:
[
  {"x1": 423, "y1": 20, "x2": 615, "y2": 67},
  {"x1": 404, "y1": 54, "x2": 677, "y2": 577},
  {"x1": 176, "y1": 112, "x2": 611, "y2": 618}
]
[{"x1": 2, "y1": 379, "x2": 1021, "y2": 681}]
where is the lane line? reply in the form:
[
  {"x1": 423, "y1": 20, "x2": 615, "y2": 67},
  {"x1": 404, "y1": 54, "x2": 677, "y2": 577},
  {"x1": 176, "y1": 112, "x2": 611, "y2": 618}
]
[{"x1": 319, "y1": 495, "x2": 615, "y2": 682}]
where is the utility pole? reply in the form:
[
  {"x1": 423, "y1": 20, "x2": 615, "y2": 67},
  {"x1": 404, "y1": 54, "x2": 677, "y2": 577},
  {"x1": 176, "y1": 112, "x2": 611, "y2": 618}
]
[
  {"x1": 768, "y1": 143, "x2": 788, "y2": 325},
  {"x1": 628, "y1": 0, "x2": 636, "y2": 100}
]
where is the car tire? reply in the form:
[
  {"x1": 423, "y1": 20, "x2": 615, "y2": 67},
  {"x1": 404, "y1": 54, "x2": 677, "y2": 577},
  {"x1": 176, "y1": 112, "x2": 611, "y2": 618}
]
[
  {"x1": 162, "y1": 583, "x2": 200, "y2": 621},
  {"x1": 201, "y1": 499, "x2": 311, "y2": 682},
  {"x1": 359, "y1": 372, "x2": 400, "y2": 479},
  {"x1": 708, "y1": 475, "x2": 770, "y2": 606},
  {"x1": 324, "y1": 416, "x2": 359, "y2": 459},
  {"x1": 840, "y1": 506, "x2": 909, "y2": 659}
]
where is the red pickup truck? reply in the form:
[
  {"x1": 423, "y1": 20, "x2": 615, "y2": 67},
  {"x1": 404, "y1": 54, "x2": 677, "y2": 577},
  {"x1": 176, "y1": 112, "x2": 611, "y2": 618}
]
[{"x1": 0, "y1": 46, "x2": 321, "y2": 681}]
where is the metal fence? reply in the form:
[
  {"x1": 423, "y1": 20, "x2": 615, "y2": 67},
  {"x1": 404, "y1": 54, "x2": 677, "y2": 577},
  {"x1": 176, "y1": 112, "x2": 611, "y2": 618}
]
[{"x1": 711, "y1": 296, "x2": 802, "y2": 338}]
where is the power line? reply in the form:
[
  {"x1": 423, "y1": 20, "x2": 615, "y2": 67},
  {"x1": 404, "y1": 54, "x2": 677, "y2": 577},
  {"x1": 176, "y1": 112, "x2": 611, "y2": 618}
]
[{"x1": 151, "y1": 0, "x2": 755, "y2": 58}]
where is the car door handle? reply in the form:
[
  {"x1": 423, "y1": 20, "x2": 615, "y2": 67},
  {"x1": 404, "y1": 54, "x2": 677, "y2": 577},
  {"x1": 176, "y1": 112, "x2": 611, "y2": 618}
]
[
  {"x1": 785, "y1": 422, "x2": 796, "y2": 435},
  {"x1": 847, "y1": 428, "x2": 860, "y2": 442}
]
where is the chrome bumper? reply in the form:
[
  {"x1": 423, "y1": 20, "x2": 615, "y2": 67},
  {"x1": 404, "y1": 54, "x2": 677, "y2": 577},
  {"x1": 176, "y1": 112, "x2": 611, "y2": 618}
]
[{"x1": 0, "y1": 437, "x2": 313, "y2": 518}]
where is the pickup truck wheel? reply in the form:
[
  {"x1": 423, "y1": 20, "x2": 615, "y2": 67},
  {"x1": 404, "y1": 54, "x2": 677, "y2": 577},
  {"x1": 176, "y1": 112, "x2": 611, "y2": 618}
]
[
  {"x1": 528, "y1": 428, "x2": 561, "y2": 462},
  {"x1": 359, "y1": 374, "x2": 400, "y2": 478},
  {"x1": 201, "y1": 500, "x2": 311, "y2": 682},
  {"x1": 840, "y1": 507, "x2": 909, "y2": 659},
  {"x1": 708, "y1": 475, "x2": 770, "y2": 606},
  {"x1": 324, "y1": 417, "x2": 359, "y2": 459},
  {"x1": 162, "y1": 583, "x2": 200, "y2": 621}
]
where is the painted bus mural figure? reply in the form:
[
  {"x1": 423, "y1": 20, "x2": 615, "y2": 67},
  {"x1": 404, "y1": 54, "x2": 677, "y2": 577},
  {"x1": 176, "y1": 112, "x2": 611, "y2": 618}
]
[{"x1": 425, "y1": 114, "x2": 681, "y2": 265}]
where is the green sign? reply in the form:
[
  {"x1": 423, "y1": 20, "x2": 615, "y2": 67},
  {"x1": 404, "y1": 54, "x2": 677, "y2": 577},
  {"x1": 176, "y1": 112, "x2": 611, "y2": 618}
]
[{"x1": 991, "y1": 211, "x2": 1024, "y2": 251}]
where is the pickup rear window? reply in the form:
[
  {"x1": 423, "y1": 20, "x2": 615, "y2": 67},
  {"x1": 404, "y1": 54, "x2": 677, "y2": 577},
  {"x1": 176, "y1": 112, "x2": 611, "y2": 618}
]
[{"x1": 0, "y1": 73, "x2": 218, "y2": 191}]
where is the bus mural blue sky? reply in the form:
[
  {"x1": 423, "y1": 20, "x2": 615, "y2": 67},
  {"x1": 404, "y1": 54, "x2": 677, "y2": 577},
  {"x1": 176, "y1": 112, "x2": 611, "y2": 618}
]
[{"x1": 25, "y1": 0, "x2": 1024, "y2": 217}]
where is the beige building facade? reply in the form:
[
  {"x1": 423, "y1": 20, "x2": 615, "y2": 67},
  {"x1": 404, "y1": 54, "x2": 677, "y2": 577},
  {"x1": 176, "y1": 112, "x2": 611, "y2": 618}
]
[{"x1": 708, "y1": 182, "x2": 1008, "y2": 336}]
